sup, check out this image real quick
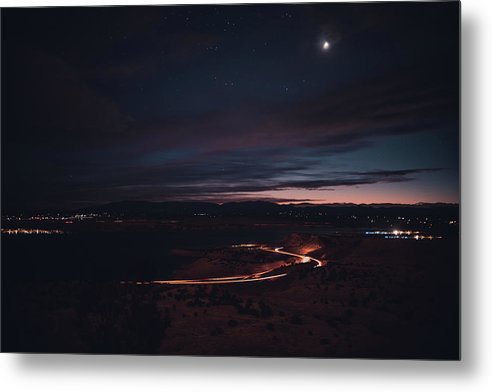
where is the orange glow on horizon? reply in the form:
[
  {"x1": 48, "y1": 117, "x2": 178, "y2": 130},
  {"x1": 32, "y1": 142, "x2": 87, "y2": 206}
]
[{"x1": 245, "y1": 183, "x2": 459, "y2": 205}]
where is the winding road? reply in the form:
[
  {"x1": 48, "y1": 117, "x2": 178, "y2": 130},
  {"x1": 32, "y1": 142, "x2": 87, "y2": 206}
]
[{"x1": 134, "y1": 245, "x2": 324, "y2": 285}]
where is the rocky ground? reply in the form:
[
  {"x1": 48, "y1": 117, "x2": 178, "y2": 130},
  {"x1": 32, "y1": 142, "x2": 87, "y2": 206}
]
[{"x1": 2, "y1": 233, "x2": 459, "y2": 358}]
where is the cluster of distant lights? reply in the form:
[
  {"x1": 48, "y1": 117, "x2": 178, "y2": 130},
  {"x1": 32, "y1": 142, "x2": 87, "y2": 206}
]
[
  {"x1": 3, "y1": 213, "x2": 100, "y2": 222},
  {"x1": 365, "y1": 230, "x2": 442, "y2": 240},
  {"x1": 1, "y1": 228, "x2": 64, "y2": 235},
  {"x1": 231, "y1": 243, "x2": 259, "y2": 248}
]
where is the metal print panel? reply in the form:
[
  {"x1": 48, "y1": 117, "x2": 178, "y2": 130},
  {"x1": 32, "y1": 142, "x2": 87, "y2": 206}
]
[{"x1": 1, "y1": 1, "x2": 460, "y2": 358}]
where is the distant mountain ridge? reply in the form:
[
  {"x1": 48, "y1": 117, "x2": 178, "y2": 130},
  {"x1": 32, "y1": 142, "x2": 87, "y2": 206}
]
[{"x1": 75, "y1": 200, "x2": 458, "y2": 219}]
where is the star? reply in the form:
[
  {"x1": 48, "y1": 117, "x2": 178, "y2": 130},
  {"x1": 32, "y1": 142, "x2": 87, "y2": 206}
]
[{"x1": 323, "y1": 41, "x2": 330, "y2": 50}]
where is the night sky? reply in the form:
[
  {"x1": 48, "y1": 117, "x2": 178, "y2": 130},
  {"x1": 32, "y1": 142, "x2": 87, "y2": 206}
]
[{"x1": 1, "y1": 2, "x2": 459, "y2": 212}]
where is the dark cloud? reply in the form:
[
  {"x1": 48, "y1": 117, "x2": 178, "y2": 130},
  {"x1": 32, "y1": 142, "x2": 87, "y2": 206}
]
[
  {"x1": 37, "y1": 164, "x2": 442, "y2": 208},
  {"x1": 118, "y1": 64, "x2": 456, "y2": 157},
  {"x1": 1, "y1": 3, "x2": 459, "y2": 211},
  {"x1": 4, "y1": 50, "x2": 132, "y2": 144},
  {"x1": 280, "y1": 70, "x2": 456, "y2": 150}
]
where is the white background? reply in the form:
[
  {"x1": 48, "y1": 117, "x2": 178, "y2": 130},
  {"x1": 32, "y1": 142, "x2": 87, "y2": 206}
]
[{"x1": 1, "y1": 0, "x2": 490, "y2": 391}]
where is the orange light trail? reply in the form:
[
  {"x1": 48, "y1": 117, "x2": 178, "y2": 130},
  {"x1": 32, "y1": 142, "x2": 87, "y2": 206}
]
[
  {"x1": 148, "y1": 272, "x2": 288, "y2": 285},
  {"x1": 126, "y1": 246, "x2": 325, "y2": 286}
]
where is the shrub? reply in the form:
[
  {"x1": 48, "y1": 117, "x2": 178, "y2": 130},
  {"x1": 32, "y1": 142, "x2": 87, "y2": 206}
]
[{"x1": 227, "y1": 319, "x2": 238, "y2": 327}]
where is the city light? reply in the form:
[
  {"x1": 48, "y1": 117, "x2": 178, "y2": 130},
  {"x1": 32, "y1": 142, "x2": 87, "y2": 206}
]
[
  {"x1": 1, "y1": 228, "x2": 65, "y2": 235},
  {"x1": 365, "y1": 230, "x2": 441, "y2": 240}
]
